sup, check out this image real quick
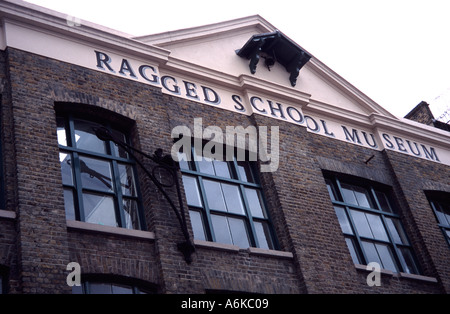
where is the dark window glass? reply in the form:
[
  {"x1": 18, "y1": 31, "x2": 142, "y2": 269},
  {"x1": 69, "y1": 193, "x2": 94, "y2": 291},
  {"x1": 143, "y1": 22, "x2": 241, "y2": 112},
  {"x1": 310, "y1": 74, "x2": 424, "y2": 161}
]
[
  {"x1": 428, "y1": 193, "x2": 450, "y2": 247},
  {"x1": 73, "y1": 281, "x2": 153, "y2": 294},
  {"x1": 180, "y1": 146, "x2": 276, "y2": 250},
  {"x1": 327, "y1": 175, "x2": 420, "y2": 274},
  {"x1": 57, "y1": 114, "x2": 145, "y2": 230}
]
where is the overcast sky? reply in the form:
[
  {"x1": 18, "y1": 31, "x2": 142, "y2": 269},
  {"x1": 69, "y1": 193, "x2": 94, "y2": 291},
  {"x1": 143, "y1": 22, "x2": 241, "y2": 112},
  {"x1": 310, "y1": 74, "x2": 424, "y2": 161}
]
[{"x1": 24, "y1": 0, "x2": 450, "y2": 120}]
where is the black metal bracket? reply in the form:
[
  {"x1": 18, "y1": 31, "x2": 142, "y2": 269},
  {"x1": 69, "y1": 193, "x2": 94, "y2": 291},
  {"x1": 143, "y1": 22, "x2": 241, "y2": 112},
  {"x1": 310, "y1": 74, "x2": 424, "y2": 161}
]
[
  {"x1": 236, "y1": 30, "x2": 312, "y2": 87},
  {"x1": 95, "y1": 127, "x2": 195, "y2": 264}
]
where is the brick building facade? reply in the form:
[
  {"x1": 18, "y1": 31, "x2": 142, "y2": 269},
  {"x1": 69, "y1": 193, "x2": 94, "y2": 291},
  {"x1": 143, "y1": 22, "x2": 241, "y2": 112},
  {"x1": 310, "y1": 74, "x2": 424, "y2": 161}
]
[{"x1": 0, "y1": 1, "x2": 449, "y2": 294}]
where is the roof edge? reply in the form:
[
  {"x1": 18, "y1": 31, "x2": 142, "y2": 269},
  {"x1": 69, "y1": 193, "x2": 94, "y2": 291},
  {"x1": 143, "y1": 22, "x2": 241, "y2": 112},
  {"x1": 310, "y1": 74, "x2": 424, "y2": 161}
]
[{"x1": 133, "y1": 14, "x2": 276, "y2": 46}]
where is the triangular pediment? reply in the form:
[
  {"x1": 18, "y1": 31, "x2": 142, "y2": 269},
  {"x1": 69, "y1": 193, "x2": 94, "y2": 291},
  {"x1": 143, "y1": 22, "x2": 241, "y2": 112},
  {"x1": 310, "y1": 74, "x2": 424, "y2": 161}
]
[{"x1": 134, "y1": 15, "x2": 396, "y2": 119}]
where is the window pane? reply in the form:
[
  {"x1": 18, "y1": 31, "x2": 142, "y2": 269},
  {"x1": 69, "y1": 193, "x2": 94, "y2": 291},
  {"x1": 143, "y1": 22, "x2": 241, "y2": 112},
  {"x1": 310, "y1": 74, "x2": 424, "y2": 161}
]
[
  {"x1": 177, "y1": 152, "x2": 191, "y2": 170},
  {"x1": 221, "y1": 183, "x2": 244, "y2": 215},
  {"x1": 74, "y1": 119, "x2": 107, "y2": 154},
  {"x1": 72, "y1": 285, "x2": 83, "y2": 294},
  {"x1": 398, "y1": 247, "x2": 419, "y2": 274},
  {"x1": 189, "y1": 210, "x2": 206, "y2": 241},
  {"x1": 82, "y1": 193, "x2": 117, "y2": 227},
  {"x1": 334, "y1": 206, "x2": 353, "y2": 235},
  {"x1": 245, "y1": 188, "x2": 265, "y2": 218},
  {"x1": 341, "y1": 184, "x2": 358, "y2": 205},
  {"x1": 111, "y1": 285, "x2": 133, "y2": 294},
  {"x1": 60, "y1": 152, "x2": 73, "y2": 186},
  {"x1": 375, "y1": 243, "x2": 398, "y2": 273},
  {"x1": 237, "y1": 161, "x2": 254, "y2": 183},
  {"x1": 203, "y1": 180, "x2": 226, "y2": 212},
  {"x1": 254, "y1": 221, "x2": 274, "y2": 250},
  {"x1": 326, "y1": 180, "x2": 337, "y2": 201},
  {"x1": 353, "y1": 186, "x2": 371, "y2": 208},
  {"x1": 64, "y1": 189, "x2": 76, "y2": 221},
  {"x1": 197, "y1": 156, "x2": 215, "y2": 175},
  {"x1": 118, "y1": 163, "x2": 136, "y2": 197},
  {"x1": 89, "y1": 283, "x2": 112, "y2": 294},
  {"x1": 228, "y1": 217, "x2": 250, "y2": 248},
  {"x1": 123, "y1": 198, "x2": 140, "y2": 230},
  {"x1": 57, "y1": 117, "x2": 67, "y2": 146},
  {"x1": 181, "y1": 176, "x2": 202, "y2": 207},
  {"x1": 213, "y1": 160, "x2": 231, "y2": 178},
  {"x1": 386, "y1": 218, "x2": 408, "y2": 245},
  {"x1": 436, "y1": 202, "x2": 450, "y2": 226},
  {"x1": 365, "y1": 213, "x2": 389, "y2": 241},
  {"x1": 345, "y1": 237, "x2": 361, "y2": 264},
  {"x1": 361, "y1": 241, "x2": 383, "y2": 266},
  {"x1": 350, "y1": 210, "x2": 373, "y2": 239},
  {"x1": 79, "y1": 157, "x2": 113, "y2": 192},
  {"x1": 211, "y1": 215, "x2": 232, "y2": 245},
  {"x1": 111, "y1": 129, "x2": 128, "y2": 159},
  {"x1": 375, "y1": 190, "x2": 393, "y2": 213}
]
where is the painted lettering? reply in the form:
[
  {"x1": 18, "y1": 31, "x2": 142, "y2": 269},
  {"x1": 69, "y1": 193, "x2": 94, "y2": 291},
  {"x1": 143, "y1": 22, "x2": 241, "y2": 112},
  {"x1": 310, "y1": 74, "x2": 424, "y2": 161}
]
[
  {"x1": 421, "y1": 145, "x2": 440, "y2": 162},
  {"x1": 362, "y1": 131, "x2": 378, "y2": 148},
  {"x1": 342, "y1": 126, "x2": 362, "y2": 144},
  {"x1": 250, "y1": 96, "x2": 267, "y2": 114},
  {"x1": 267, "y1": 100, "x2": 286, "y2": 119},
  {"x1": 394, "y1": 136, "x2": 407, "y2": 152},
  {"x1": 95, "y1": 50, "x2": 114, "y2": 72},
  {"x1": 406, "y1": 140, "x2": 421, "y2": 156},
  {"x1": 183, "y1": 81, "x2": 199, "y2": 100},
  {"x1": 139, "y1": 65, "x2": 159, "y2": 84},
  {"x1": 321, "y1": 119, "x2": 335, "y2": 137},
  {"x1": 161, "y1": 75, "x2": 181, "y2": 94},
  {"x1": 119, "y1": 59, "x2": 137, "y2": 78},
  {"x1": 382, "y1": 133, "x2": 394, "y2": 149},
  {"x1": 287, "y1": 106, "x2": 304, "y2": 124},
  {"x1": 305, "y1": 116, "x2": 320, "y2": 133},
  {"x1": 202, "y1": 86, "x2": 221, "y2": 105},
  {"x1": 232, "y1": 94, "x2": 246, "y2": 112}
]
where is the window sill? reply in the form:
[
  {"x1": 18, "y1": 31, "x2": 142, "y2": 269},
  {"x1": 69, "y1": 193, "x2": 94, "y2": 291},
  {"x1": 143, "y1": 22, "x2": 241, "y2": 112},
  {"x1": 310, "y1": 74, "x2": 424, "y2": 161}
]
[
  {"x1": 193, "y1": 240, "x2": 294, "y2": 259},
  {"x1": 247, "y1": 247, "x2": 294, "y2": 259},
  {"x1": 397, "y1": 272, "x2": 438, "y2": 283},
  {"x1": 0, "y1": 210, "x2": 16, "y2": 220},
  {"x1": 355, "y1": 264, "x2": 438, "y2": 283},
  {"x1": 66, "y1": 220, "x2": 155, "y2": 241}
]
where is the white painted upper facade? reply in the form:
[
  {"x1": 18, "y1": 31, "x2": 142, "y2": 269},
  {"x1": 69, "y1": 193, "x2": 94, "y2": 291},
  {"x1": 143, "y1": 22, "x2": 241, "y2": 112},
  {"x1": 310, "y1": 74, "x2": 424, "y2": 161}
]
[{"x1": 0, "y1": 0, "x2": 449, "y2": 167}]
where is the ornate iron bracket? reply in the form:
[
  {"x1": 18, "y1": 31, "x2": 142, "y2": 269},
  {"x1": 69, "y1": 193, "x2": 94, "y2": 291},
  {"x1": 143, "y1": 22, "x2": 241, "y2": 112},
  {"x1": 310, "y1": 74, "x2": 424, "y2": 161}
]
[
  {"x1": 236, "y1": 30, "x2": 311, "y2": 87},
  {"x1": 95, "y1": 127, "x2": 195, "y2": 264}
]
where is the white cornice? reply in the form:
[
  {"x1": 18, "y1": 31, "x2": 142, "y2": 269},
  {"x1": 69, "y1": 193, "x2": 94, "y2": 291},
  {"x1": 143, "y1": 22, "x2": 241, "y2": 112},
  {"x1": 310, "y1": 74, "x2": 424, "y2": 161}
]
[
  {"x1": 0, "y1": 0, "x2": 171, "y2": 63},
  {"x1": 369, "y1": 113, "x2": 450, "y2": 147},
  {"x1": 134, "y1": 15, "x2": 276, "y2": 47},
  {"x1": 1, "y1": 1, "x2": 448, "y2": 154},
  {"x1": 238, "y1": 74, "x2": 311, "y2": 106},
  {"x1": 306, "y1": 98, "x2": 372, "y2": 128}
]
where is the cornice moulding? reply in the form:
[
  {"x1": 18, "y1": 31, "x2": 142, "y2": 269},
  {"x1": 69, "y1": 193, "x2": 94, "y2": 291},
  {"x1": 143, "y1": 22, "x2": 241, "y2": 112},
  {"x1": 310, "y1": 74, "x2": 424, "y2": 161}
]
[
  {"x1": 134, "y1": 14, "x2": 275, "y2": 46},
  {"x1": 0, "y1": 1, "x2": 171, "y2": 64},
  {"x1": 369, "y1": 113, "x2": 450, "y2": 147}
]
